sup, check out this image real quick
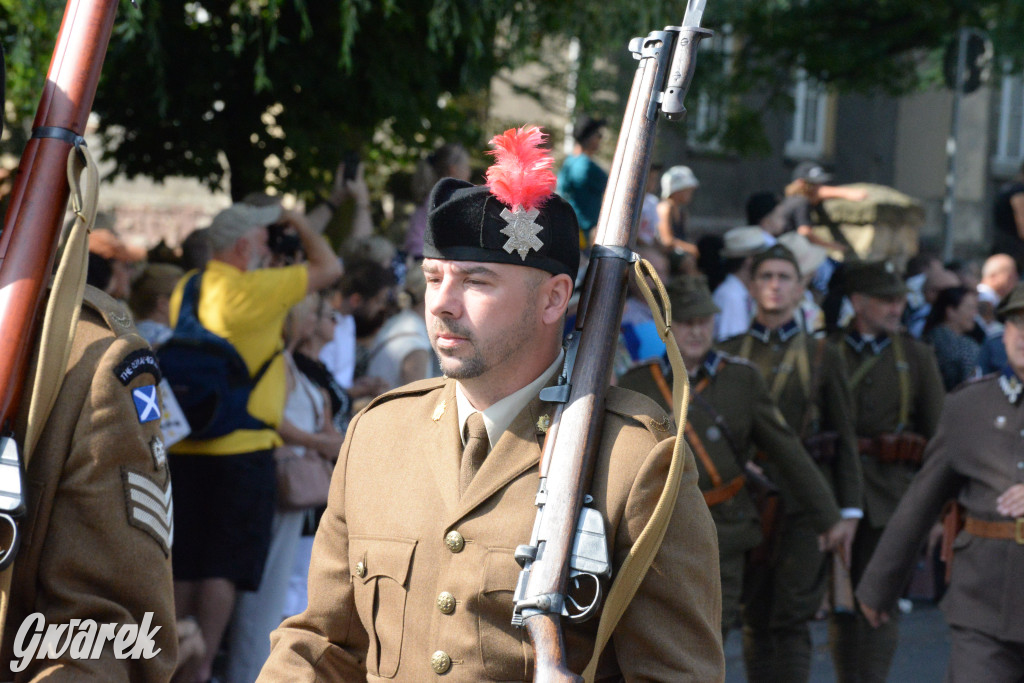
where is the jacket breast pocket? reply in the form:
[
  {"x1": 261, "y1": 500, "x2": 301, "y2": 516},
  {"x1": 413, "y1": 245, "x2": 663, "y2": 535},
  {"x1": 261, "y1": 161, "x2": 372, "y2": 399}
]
[
  {"x1": 350, "y1": 536, "x2": 417, "y2": 679},
  {"x1": 478, "y1": 548, "x2": 530, "y2": 680}
]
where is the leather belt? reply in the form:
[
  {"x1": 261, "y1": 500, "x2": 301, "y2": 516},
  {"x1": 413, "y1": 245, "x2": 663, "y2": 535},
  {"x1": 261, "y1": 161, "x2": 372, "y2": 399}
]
[
  {"x1": 703, "y1": 474, "x2": 745, "y2": 507},
  {"x1": 964, "y1": 516, "x2": 1024, "y2": 544}
]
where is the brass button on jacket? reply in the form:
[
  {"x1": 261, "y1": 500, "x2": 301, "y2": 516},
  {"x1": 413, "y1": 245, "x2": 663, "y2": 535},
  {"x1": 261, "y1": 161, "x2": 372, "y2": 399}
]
[
  {"x1": 430, "y1": 650, "x2": 452, "y2": 674},
  {"x1": 436, "y1": 591, "x2": 456, "y2": 614},
  {"x1": 354, "y1": 561, "x2": 367, "y2": 578},
  {"x1": 444, "y1": 530, "x2": 465, "y2": 553}
]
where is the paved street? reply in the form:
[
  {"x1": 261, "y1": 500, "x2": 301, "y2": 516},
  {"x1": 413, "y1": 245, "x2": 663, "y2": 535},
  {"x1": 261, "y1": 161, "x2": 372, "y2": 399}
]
[{"x1": 724, "y1": 600, "x2": 951, "y2": 682}]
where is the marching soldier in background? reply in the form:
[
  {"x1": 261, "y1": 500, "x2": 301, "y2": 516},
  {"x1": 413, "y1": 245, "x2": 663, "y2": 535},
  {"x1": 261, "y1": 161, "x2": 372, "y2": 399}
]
[
  {"x1": 719, "y1": 244, "x2": 862, "y2": 683},
  {"x1": 855, "y1": 283, "x2": 1024, "y2": 682},
  {"x1": 620, "y1": 275, "x2": 848, "y2": 639},
  {"x1": 826, "y1": 259, "x2": 945, "y2": 682}
]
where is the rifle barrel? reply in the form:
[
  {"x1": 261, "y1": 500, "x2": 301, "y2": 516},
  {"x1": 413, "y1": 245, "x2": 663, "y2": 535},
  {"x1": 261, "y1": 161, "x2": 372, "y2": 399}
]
[{"x1": 0, "y1": 0, "x2": 119, "y2": 426}]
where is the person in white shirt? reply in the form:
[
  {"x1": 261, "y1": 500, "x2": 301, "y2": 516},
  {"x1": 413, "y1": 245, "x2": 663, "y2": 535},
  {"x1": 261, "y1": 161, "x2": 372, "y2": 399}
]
[{"x1": 713, "y1": 226, "x2": 773, "y2": 341}]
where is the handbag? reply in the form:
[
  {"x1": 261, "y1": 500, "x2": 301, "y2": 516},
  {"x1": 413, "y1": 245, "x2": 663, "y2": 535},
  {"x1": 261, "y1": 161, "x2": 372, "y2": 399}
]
[{"x1": 274, "y1": 445, "x2": 335, "y2": 510}]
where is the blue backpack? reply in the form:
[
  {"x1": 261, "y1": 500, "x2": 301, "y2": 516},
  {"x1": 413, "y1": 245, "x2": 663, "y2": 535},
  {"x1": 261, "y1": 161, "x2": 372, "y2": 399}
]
[{"x1": 157, "y1": 272, "x2": 278, "y2": 440}]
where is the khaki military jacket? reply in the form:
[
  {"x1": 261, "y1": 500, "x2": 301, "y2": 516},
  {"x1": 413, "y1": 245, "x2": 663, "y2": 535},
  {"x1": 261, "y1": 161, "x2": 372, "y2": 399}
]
[
  {"x1": 619, "y1": 351, "x2": 840, "y2": 557},
  {"x1": 829, "y1": 329, "x2": 945, "y2": 527},
  {"x1": 720, "y1": 320, "x2": 862, "y2": 512},
  {"x1": 259, "y1": 376, "x2": 724, "y2": 682},
  {"x1": 856, "y1": 372, "x2": 1024, "y2": 642},
  {"x1": 0, "y1": 287, "x2": 177, "y2": 681}
]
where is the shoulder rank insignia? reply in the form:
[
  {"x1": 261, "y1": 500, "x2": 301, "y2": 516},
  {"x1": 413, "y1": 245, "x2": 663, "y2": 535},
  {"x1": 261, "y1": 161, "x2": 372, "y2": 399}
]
[{"x1": 121, "y1": 468, "x2": 173, "y2": 556}]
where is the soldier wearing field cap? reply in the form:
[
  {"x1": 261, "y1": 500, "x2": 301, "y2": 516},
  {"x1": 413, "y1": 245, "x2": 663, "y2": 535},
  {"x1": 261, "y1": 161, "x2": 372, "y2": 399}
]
[
  {"x1": 719, "y1": 243, "x2": 862, "y2": 683},
  {"x1": 826, "y1": 259, "x2": 945, "y2": 681},
  {"x1": 855, "y1": 282, "x2": 1024, "y2": 681},
  {"x1": 620, "y1": 275, "x2": 842, "y2": 638},
  {"x1": 258, "y1": 126, "x2": 723, "y2": 681}
]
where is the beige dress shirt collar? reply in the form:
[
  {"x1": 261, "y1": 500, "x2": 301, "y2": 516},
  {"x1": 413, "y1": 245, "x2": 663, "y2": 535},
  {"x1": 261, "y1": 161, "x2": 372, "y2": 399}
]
[{"x1": 455, "y1": 350, "x2": 564, "y2": 448}]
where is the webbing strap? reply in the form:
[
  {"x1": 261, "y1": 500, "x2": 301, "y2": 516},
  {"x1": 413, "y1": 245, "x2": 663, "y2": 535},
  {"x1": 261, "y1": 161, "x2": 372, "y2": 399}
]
[
  {"x1": 893, "y1": 335, "x2": 911, "y2": 432},
  {"x1": 582, "y1": 259, "x2": 691, "y2": 682}
]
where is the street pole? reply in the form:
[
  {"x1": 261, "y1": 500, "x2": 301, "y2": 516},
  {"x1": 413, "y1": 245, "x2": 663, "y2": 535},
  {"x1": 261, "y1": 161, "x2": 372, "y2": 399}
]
[{"x1": 941, "y1": 27, "x2": 967, "y2": 263}]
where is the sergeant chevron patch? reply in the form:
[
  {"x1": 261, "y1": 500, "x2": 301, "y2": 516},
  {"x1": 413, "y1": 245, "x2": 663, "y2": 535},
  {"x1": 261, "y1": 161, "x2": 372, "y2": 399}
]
[{"x1": 121, "y1": 468, "x2": 173, "y2": 556}]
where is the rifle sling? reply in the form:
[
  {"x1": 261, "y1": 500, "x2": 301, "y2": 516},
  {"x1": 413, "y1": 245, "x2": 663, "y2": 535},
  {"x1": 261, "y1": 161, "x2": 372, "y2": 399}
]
[{"x1": 582, "y1": 259, "x2": 690, "y2": 682}]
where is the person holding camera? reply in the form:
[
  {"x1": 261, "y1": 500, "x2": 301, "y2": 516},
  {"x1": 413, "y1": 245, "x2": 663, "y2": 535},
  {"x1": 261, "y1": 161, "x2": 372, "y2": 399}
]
[{"x1": 167, "y1": 202, "x2": 340, "y2": 683}]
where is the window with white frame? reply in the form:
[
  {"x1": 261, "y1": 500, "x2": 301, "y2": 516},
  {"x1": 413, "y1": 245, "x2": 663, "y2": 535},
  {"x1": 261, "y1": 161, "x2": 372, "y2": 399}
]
[
  {"x1": 785, "y1": 68, "x2": 828, "y2": 159},
  {"x1": 994, "y1": 68, "x2": 1024, "y2": 174},
  {"x1": 690, "y1": 25, "x2": 733, "y2": 150}
]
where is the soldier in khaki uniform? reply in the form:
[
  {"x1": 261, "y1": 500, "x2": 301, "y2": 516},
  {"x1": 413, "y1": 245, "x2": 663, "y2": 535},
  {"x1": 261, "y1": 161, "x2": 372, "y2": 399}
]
[
  {"x1": 719, "y1": 244, "x2": 862, "y2": 683},
  {"x1": 0, "y1": 287, "x2": 178, "y2": 680},
  {"x1": 619, "y1": 275, "x2": 845, "y2": 637},
  {"x1": 826, "y1": 260, "x2": 945, "y2": 682},
  {"x1": 855, "y1": 283, "x2": 1024, "y2": 682},
  {"x1": 258, "y1": 129, "x2": 724, "y2": 681}
]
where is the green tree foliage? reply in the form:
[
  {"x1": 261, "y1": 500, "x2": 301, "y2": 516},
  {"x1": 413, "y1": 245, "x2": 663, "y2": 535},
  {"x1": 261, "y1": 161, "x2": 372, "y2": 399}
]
[{"x1": 3, "y1": 0, "x2": 1023, "y2": 196}]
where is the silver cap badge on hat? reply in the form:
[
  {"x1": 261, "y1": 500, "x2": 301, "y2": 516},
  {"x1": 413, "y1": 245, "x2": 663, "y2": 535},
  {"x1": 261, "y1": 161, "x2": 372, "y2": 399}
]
[{"x1": 500, "y1": 205, "x2": 544, "y2": 260}]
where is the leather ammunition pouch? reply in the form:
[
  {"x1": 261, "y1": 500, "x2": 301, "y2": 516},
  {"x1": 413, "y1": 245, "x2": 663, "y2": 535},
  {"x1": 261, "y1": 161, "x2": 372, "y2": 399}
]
[
  {"x1": 803, "y1": 431, "x2": 839, "y2": 466},
  {"x1": 858, "y1": 431, "x2": 926, "y2": 465}
]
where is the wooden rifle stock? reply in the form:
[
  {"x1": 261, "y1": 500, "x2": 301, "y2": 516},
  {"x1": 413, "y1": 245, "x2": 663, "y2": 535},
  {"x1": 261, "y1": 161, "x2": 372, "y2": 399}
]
[
  {"x1": 0, "y1": 0, "x2": 119, "y2": 560},
  {"x1": 514, "y1": 22, "x2": 710, "y2": 680}
]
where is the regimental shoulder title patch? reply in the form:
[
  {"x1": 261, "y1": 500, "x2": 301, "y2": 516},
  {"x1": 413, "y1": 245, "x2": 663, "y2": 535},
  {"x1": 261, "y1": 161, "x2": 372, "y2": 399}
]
[{"x1": 114, "y1": 348, "x2": 162, "y2": 386}]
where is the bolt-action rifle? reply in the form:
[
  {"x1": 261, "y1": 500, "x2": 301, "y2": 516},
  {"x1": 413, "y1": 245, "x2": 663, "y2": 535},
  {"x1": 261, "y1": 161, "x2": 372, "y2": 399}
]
[
  {"x1": 0, "y1": 0, "x2": 121, "y2": 575},
  {"x1": 511, "y1": 2, "x2": 713, "y2": 680}
]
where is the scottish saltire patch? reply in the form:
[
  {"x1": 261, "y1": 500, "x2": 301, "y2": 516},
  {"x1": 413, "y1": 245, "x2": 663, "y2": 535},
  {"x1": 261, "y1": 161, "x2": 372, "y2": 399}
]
[
  {"x1": 121, "y1": 468, "x2": 173, "y2": 556},
  {"x1": 132, "y1": 385, "x2": 162, "y2": 423}
]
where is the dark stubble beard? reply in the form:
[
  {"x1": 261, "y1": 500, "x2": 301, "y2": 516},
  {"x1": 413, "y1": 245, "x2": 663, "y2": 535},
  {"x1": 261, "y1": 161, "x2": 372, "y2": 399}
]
[{"x1": 431, "y1": 303, "x2": 538, "y2": 381}]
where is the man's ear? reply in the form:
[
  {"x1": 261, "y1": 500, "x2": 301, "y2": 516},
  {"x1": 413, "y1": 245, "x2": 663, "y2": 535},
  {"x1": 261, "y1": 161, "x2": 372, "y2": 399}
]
[{"x1": 539, "y1": 273, "x2": 574, "y2": 326}]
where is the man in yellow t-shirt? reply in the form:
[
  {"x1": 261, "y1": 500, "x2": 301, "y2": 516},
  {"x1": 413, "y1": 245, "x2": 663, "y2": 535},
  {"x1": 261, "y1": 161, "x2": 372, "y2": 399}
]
[{"x1": 168, "y1": 202, "x2": 341, "y2": 683}]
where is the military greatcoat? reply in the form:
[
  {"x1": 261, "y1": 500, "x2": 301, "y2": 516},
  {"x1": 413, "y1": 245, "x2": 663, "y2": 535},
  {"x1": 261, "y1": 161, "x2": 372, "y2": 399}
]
[
  {"x1": 0, "y1": 287, "x2": 178, "y2": 681},
  {"x1": 258, "y1": 377, "x2": 724, "y2": 682}
]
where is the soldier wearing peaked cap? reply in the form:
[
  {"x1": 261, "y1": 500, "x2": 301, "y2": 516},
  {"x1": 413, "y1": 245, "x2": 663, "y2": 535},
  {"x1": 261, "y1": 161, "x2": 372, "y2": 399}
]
[
  {"x1": 619, "y1": 276, "x2": 842, "y2": 638},
  {"x1": 825, "y1": 259, "x2": 945, "y2": 682},
  {"x1": 0, "y1": 287, "x2": 178, "y2": 680},
  {"x1": 258, "y1": 127, "x2": 723, "y2": 681},
  {"x1": 718, "y1": 244, "x2": 862, "y2": 683},
  {"x1": 855, "y1": 282, "x2": 1024, "y2": 681}
]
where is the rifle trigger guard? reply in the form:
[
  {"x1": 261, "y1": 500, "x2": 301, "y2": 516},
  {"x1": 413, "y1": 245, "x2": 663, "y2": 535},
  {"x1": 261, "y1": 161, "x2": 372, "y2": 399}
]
[{"x1": 589, "y1": 245, "x2": 639, "y2": 263}]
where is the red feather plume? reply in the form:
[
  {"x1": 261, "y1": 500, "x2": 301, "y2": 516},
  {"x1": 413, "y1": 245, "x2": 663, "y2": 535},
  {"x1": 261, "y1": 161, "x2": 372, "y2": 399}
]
[{"x1": 485, "y1": 125, "x2": 556, "y2": 212}]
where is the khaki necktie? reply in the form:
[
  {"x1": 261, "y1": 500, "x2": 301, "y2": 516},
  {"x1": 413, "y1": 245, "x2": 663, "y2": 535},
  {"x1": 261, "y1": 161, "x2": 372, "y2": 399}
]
[{"x1": 459, "y1": 412, "x2": 490, "y2": 495}]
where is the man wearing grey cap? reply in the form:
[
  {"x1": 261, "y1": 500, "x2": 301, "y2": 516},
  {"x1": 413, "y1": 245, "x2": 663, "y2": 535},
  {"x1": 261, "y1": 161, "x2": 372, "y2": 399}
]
[{"x1": 168, "y1": 202, "x2": 340, "y2": 683}]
